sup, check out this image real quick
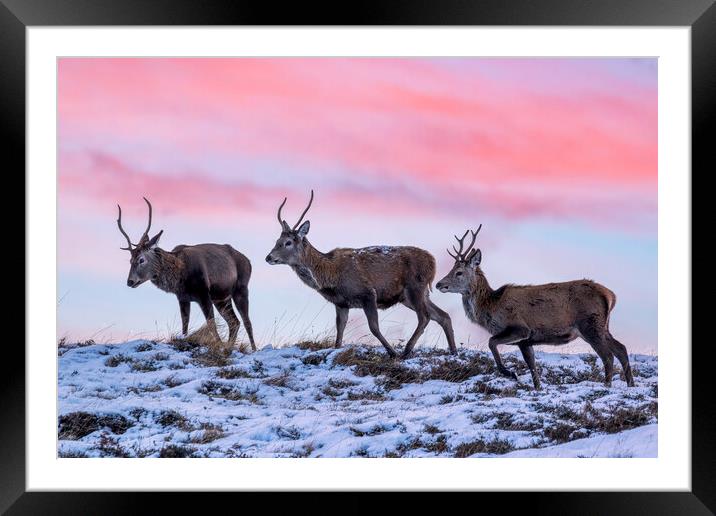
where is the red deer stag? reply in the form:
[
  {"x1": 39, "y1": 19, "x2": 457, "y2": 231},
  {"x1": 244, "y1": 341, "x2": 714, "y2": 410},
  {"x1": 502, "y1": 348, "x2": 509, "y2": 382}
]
[
  {"x1": 435, "y1": 226, "x2": 634, "y2": 389},
  {"x1": 265, "y1": 190, "x2": 456, "y2": 358},
  {"x1": 117, "y1": 198, "x2": 255, "y2": 351}
]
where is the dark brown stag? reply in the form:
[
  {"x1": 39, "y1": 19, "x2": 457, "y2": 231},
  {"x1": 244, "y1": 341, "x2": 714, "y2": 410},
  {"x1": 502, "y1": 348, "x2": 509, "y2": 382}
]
[
  {"x1": 435, "y1": 226, "x2": 634, "y2": 389},
  {"x1": 117, "y1": 198, "x2": 255, "y2": 351},
  {"x1": 265, "y1": 190, "x2": 456, "y2": 358}
]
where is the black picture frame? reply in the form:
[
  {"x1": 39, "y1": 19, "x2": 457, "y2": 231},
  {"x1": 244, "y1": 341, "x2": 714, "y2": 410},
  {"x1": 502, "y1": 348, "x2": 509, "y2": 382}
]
[{"x1": 3, "y1": 0, "x2": 712, "y2": 513}]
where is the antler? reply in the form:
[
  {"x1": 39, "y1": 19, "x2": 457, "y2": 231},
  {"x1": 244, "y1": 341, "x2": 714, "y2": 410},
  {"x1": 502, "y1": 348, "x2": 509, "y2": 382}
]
[
  {"x1": 447, "y1": 225, "x2": 483, "y2": 261},
  {"x1": 449, "y1": 230, "x2": 470, "y2": 259},
  {"x1": 116, "y1": 205, "x2": 134, "y2": 250},
  {"x1": 275, "y1": 190, "x2": 315, "y2": 231},
  {"x1": 461, "y1": 224, "x2": 481, "y2": 259},
  {"x1": 292, "y1": 189, "x2": 314, "y2": 230},
  {"x1": 136, "y1": 197, "x2": 153, "y2": 245},
  {"x1": 277, "y1": 197, "x2": 288, "y2": 227}
]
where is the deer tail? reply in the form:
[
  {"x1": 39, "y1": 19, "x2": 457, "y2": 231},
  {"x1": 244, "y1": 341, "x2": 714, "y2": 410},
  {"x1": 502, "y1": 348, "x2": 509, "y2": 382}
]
[
  {"x1": 605, "y1": 287, "x2": 616, "y2": 312},
  {"x1": 599, "y1": 286, "x2": 617, "y2": 328}
]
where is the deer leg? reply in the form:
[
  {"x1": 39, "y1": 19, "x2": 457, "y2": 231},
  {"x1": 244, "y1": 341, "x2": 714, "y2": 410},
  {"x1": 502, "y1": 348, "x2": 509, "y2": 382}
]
[
  {"x1": 518, "y1": 343, "x2": 541, "y2": 390},
  {"x1": 579, "y1": 320, "x2": 615, "y2": 387},
  {"x1": 607, "y1": 334, "x2": 634, "y2": 387},
  {"x1": 232, "y1": 285, "x2": 256, "y2": 351},
  {"x1": 402, "y1": 289, "x2": 430, "y2": 358},
  {"x1": 178, "y1": 299, "x2": 190, "y2": 336},
  {"x1": 198, "y1": 296, "x2": 221, "y2": 343},
  {"x1": 335, "y1": 306, "x2": 349, "y2": 348},
  {"x1": 362, "y1": 297, "x2": 397, "y2": 358},
  {"x1": 426, "y1": 299, "x2": 457, "y2": 354},
  {"x1": 215, "y1": 299, "x2": 240, "y2": 348},
  {"x1": 488, "y1": 326, "x2": 530, "y2": 380}
]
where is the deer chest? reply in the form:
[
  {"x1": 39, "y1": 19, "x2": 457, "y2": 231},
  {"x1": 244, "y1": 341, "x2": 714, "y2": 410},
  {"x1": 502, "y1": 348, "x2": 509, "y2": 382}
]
[
  {"x1": 463, "y1": 296, "x2": 501, "y2": 335},
  {"x1": 292, "y1": 265, "x2": 320, "y2": 290}
]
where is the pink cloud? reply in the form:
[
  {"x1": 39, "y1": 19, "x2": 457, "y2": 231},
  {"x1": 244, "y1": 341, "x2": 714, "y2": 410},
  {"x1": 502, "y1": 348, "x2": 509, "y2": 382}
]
[
  {"x1": 58, "y1": 147, "x2": 654, "y2": 236},
  {"x1": 58, "y1": 58, "x2": 656, "y2": 196}
]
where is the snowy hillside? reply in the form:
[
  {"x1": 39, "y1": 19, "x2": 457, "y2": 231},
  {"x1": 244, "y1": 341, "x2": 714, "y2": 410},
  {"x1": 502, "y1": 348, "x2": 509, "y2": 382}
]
[{"x1": 58, "y1": 339, "x2": 657, "y2": 458}]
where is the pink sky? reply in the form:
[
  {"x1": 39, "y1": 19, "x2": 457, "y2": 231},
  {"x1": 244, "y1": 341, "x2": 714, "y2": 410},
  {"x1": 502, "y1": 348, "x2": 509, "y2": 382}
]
[{"x1": 58, "y1": 58, "x2": 657, "y2": 353}]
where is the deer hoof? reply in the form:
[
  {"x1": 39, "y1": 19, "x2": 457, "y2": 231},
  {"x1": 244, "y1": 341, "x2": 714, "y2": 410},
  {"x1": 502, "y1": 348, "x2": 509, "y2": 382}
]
[{"x1": 499, "y1": 368, "x2": 517, "y2": 380}]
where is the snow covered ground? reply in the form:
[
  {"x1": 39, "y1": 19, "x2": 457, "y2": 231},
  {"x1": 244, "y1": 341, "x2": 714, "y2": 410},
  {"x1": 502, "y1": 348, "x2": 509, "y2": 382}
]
[{"x1": 58, "y1": 339, "x2": 657, "y2": 458}]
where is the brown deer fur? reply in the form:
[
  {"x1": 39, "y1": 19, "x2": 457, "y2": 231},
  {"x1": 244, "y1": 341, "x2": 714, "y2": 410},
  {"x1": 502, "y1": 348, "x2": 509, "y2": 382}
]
[
  {"x1": 435, "y1": 227, "x2": 634, "y2": 389},
  {"x1": 266, "y1": 191, "x2": 456, "y2": 358},
  {"x1": 117, "y1": 198, "x2": 255, "y2": 351}
]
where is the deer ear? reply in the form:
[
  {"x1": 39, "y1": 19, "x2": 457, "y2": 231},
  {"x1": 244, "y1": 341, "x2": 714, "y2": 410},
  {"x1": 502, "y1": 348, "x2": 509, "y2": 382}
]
[
  {"x1": 147, "y1": 230, "x2": 163, "y2": 248},
  {"x1": 468, "y1": 249, "x2": 482, "y2": 268},
  {"x1": 297, "y1": 220, "x2": 310, "y2": 238}
]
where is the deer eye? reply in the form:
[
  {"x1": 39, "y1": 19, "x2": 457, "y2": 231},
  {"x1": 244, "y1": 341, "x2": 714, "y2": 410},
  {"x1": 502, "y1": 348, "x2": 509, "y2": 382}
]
[
  {"x1": 139, "y1": 258, "x2": 145, "y2": 265},
  {"x1": 285, "y1": 241, "x2": 292, "y2": 247},
  {"x1": 455, "y1": 271, "x2": 463, "y2": 277}
]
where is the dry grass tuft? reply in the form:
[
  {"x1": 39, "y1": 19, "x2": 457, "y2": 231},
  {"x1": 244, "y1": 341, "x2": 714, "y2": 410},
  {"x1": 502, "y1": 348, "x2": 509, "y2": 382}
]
[
  {"x1": 541, "y1": 401, "x2": 653, "y2": 444},
  {"x1": 346, "y1": 389, "x2": 386, "y2": 402},
  {"x1": 296, "y1": 338, "x2": 335, "y2": 351},
  {"x1": 190, "y1": 347, "x2": 233, "y2": 368},
  {"x1": 423, "y1": 355, "x2": 495, "y2": 383},
  {"x1": 58, "y1": 412, "x2": 132, "y2": 440},
  {"x1": 161, "y1": 374, "x2": 187, "y2": 388},
  {"x1": 423, "y1": 434, "x2": 449, "y2": 454},
  {"x1": 290, "y1": 442, "x2": 316, "y2": 458},
  {"x1": 349, "y1": 424, "x2": 389, "y2": 437},
  {"x1": 275, "y1": 425, "x2": 302, "y2": 440},
  {"x1": 264, "y1": 371, "x2": 292, "y2": 388},
  {"x1": 95, "y1": 432, "x2": 130, "y2": 457},
  {"x1": 493, "y1": 412, "x2": 543, "y2": 432},
  {"x1": 453, "y1": 437, "x2": 514, "y2": 457},
  {"x1": 104, "y1": 354, "x2": 132, "y2": 368},
  {"x1": 333, "y1": 347, "x2": 421, "y2": 390},
  {"x1": 155, "y1": 409, "x2": 194, "y2": 431},
  {"x1": 301, "y1": 353, "x2": 327, "y2": 366},
  {"x1": 423, "y1": 424, "x2": 442, "y2": 435},
  {"x1": 327, "y1": 377, "x2": 357, "y2": 389},
  {"x1": 134, "y1": 341, "x2": 154, "y2": 352},
  {"x1": 189, "y1": 423, "x2": 225, "y2": 444},
  {"x1": 159, "y1": 444, "x2": 196, "y2": 458},
  {"x1": 58, "y1": 449, "x2": 90, "y2": 458},
  {"x1": 543, "y1": 422, "x2": 577, "y2": 443},
  {"x1": 198, "y1": 381, "x2": 261, "y2": 404},
  {"x1": 216, "y1": 367, "x2": 254, "y2": 379}
]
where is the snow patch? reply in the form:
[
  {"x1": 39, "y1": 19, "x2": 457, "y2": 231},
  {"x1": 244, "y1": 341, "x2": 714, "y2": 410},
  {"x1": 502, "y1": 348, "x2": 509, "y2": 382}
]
[{"x1": 58, "y1": 340, "x2": 657, "y2": 458}]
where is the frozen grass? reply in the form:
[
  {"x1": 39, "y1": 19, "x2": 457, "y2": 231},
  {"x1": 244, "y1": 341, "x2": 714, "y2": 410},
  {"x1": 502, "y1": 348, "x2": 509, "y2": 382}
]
[{"x1": 58, "y1": 339, "x2": 657, "y2": 458}]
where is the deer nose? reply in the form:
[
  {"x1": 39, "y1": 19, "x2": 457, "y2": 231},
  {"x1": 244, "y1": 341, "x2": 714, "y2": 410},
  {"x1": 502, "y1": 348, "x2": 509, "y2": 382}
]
[
  {"x1": 127, "y1": 279, "x2": 135, "y2": 287},
  {"x1": 265, "y1": 254, "x2": 274, "y2": 264}
]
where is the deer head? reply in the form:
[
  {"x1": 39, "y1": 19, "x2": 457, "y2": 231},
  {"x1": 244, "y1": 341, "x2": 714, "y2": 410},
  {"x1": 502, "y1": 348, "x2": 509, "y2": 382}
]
[
  {"x1": 435, "y1": 225, "x2": 483, "y2": 294},
  {"x1": 117, "y1": 197, "x2": 164, "y2": 288},
  {"x1": 265, "y1": 190, "x2": 314, "y2": 266}
]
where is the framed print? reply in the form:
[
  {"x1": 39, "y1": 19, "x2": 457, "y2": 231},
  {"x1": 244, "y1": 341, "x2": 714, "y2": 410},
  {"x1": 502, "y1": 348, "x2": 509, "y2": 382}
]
[{"x1": 4, "y1": 0, "x2": 713, "y2": 512}]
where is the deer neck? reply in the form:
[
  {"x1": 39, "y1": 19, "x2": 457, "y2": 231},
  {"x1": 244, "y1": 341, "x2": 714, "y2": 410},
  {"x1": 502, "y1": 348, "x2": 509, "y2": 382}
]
[
  {"x1": 462, "y1": 270, "x2": 495, "y2": 322},
  {"x1": 150, "y1": 249, "x2": 186, "y2": 294},
  {"x1": 291, "y1": 241, "x2": 336, "y2": 291}
]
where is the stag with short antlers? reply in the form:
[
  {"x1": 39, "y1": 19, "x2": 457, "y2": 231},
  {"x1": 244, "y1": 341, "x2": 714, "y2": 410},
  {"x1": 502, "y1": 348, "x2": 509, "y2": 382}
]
[
  {"x1": 435, "y1": 226, "x2": 634, "y2": 389},
  {"x1": 117, "y1": 197, "x2": 256, "y2": 351},
  {"x1": 265, "y1": 190, "x2": 456, "y2": 358}
]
